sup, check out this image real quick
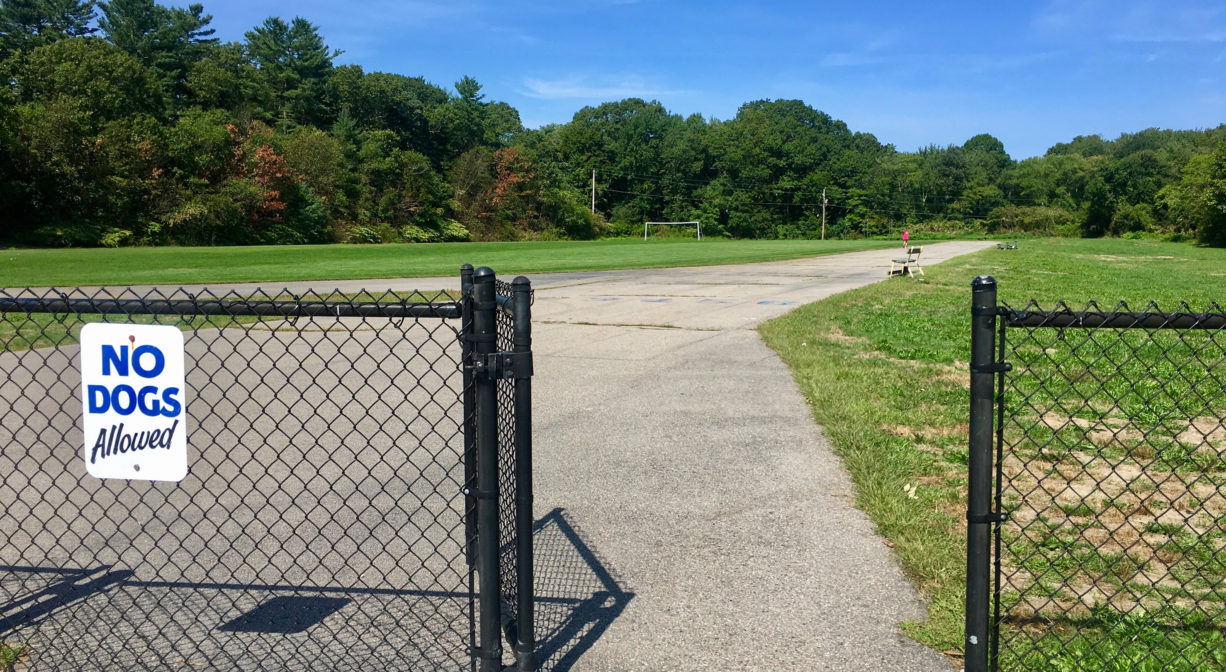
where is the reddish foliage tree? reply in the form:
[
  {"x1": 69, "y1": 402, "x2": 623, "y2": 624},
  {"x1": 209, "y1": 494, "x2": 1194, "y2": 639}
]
[
  {"x1": 251, "y1": 144, "x2": 290, "y2": 221},
  {"x1": 491, "y1": 147, "x2": 543, "y2": 232},
  {"x1": 493, "y1": 147, "x2": 535, "y2": 207}
]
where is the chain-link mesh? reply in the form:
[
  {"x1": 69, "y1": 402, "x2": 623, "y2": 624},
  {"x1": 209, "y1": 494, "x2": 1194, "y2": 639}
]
[
  {"x1": 0, "y1": 286, "x2": 475, "y2": 672},
  {"x1": 493, "y1": 287, "x2": 520, "y2": 630},
  {"x1": 993, "y1": 300, "x2": 1226, "y2": 671}
]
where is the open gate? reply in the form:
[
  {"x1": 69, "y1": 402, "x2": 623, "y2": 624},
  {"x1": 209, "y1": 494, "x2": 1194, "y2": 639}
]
[{"x1": 0, "y1": 265, "x2": 534, "y2": 671}]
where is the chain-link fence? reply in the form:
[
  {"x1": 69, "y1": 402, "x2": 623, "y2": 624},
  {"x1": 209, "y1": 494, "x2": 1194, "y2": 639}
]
[
  {"x1": 965, "y1": 277, "x2": 1226, "y2": 672},
  {"x1": 0, "y1": 266, "x2": 535, "y2": 672}
]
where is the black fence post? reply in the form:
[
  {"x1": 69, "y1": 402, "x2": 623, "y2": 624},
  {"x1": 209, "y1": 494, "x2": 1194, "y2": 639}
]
[
  {"x1": 472, "y1": 267, "x2": 503, "y2": 672},
  {"x1": 966, "y1": 275, "x2": 998, "y2": 672},
  {"x1": 511, "y1": 276, "x2": 535, "y2": 672},
  {"x1": 461, "y1": 264, "x2": 476, "y2": 568}
]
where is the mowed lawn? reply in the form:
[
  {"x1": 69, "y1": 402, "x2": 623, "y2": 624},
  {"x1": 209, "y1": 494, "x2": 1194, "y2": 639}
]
[
  {"x1": 0, "y1": 238, "x2": 896, "y2": 287},
  {"x1": 759, "y1": 238, "x2": 1226, "y2": 670}
]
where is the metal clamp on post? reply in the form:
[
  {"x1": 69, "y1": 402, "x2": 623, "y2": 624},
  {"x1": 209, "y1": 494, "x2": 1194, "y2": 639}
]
[
  {"x1": 464, "y1": 332, "x2": 497, "y2": 344},
  {"x1": 473, "y1": 351, "x2": 533, "y2": 380},
  {"x1": 966, "y1": 511, "x2": 1009, "y2": 524},
  {"x1": 970, "y1": 361, "x2": 1012, "y2": 374},
  {"x1": 971, "y1": 305, "x2": 999, "y2": 317}
]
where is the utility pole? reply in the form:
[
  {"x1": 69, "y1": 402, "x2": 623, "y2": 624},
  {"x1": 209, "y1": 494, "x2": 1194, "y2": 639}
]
[
  {"x1": 591, "y1": 170, "x2": 596, "y2": 214},
  {"x1": 821, "y1": 188, "x2": 828, "y2": 241}
]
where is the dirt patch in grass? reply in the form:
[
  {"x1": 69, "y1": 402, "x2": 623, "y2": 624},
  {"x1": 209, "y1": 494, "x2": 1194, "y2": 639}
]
[
  {"x1": 1177, "y1": 416, "x2": 1226, "y2": 449},
  {"x1": 1087, "y1": 254, "x2": 1177, "y2": 263},
  {"x1": 821, "y1": 326, "x2": 869, "y2": 346},
  {"x1": 1037, "y1": 412, "x2": 1145, "y2": 446},
  {"x1": 883, "y1": 422, "x2": 967, "y2": 443},
  {"x1": 934, "y1": 362, "x2": 969, "y2": 388},
  {"x1": 999, "y1": 412, "x2": 1226, "y2": 624}
]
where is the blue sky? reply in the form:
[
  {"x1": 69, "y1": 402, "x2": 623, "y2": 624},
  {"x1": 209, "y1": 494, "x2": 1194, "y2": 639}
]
[{"x1": 200, "y1": 0, "x2": 1226, "y2": 158}]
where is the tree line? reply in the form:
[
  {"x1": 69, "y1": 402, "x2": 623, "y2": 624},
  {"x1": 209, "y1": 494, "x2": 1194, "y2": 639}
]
[{"x1": 2, "y1": 0, "x2": 1225, "y2": 247}]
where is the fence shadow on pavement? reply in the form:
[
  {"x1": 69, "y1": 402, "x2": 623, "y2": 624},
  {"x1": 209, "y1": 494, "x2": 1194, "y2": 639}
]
[
  {"x1": 1, "y1": 565, "x2": 471, "y2": 671},
  {"x1": 0, "y1": 565, "x2": 133, "y2": 635},
  {"x1": 533, "y1": 507, "x2": 634, "y2": 672},
  {"x1": 3, "y1": 507, "x2": 631, "y2": 672}
]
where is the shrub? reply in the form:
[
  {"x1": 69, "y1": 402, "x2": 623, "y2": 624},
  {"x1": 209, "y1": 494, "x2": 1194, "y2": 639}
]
[
  {"x1": 438, "y1": 219, "x2": 471, "y2": 242},
  {"x1": 988, "y1": 205, "x2": 1077, "y2": 236}
]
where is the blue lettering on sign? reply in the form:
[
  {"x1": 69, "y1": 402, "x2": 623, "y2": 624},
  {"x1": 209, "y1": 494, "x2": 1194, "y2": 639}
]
[
  {"x1": 102, "y1": 344, "x2": 165, "y2": 378},
  {"x1": 102, "y1": 345, "x2": 128, "y2": 376},
  {"x1": 87, "y1": 384, "x2": 181, "y2": 418},
  {"x1": 111, "y1": 384, "x2": 137, "y2": 415},
  {"x1": 132, "y1": 345, "x2": 165, "y2": 378},
  {"x1": 90, "y1": 343, "x2": 181, "y2": 418}
]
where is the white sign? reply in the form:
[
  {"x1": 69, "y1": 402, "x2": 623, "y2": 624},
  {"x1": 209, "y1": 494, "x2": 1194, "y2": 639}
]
[{"x1": 79, "y1": 323, "x2": 188, "y2": 481}]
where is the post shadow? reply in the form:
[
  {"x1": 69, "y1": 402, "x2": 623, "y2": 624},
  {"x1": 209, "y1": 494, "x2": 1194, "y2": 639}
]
[
  {"x1": 1, "y1": 565, "x2": 133, "y2": 636},
  {"x1": 532, "y1": 508, "x2": 634, "y2": 672}
]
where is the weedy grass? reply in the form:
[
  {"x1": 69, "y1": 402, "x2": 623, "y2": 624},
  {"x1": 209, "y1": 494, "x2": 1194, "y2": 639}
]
[
  {"x1": 758, "y1": 237, "x2": 1226, "y2": 667},
  {"x1": 0, "y1": 643, "x2": 26, "y2": 670},
  {"x1": 0, "y1": 238, "x2": 894, "y2": 287}
]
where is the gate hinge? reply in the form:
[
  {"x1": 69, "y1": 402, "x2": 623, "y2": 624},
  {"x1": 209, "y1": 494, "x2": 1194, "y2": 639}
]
[
  {"x1": 472, "y1": 351, "x2": 533, "y2": 380},
  {"x1": 970, "y1": 361, "x2": 1012, "y2": 374},
  {"x1": 966, "y1": 511, "x2": 1009, "y2": 524}
]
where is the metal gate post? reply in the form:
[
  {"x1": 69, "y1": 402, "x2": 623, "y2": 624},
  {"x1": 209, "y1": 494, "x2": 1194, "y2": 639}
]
[
  {"x1": 472, "y1": 267, "x2": 503, "y2": 672},
  {"x1": 461, "y1": 264, "x2": 476, "y2": 568},
  {"x1": 511, "y1": 276, "x2": 535, "y2": 672},
  {"x1": 966, "y1": 275, "x2": 998, "y2": 672}
]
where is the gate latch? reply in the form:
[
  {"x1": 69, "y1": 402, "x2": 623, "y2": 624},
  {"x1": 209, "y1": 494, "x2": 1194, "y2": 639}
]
[{"x1": 473, "y1": 351, "x2": 533, "y2": 380}]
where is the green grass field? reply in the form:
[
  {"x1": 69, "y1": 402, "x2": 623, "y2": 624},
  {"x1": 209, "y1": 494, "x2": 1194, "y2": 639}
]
[
  {"x1": 759, "y1": 238, "x2": 1226, "y2": 670},
  {"x1": 0, "y1": 238, "x2": 895, "y2": 287}
]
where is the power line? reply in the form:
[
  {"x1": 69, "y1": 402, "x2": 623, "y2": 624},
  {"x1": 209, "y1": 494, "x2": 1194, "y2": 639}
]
[
  {"x1": 577, "y1": 162, "x2": 1076, "y2": 210},
  {"x1": 598, "y1": 186, "x2": 992, "y2": 221}
]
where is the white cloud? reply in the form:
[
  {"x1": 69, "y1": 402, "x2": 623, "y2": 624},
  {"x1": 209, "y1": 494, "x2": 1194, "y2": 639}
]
[
  {"x1": 521, "y1": 76, "x2": 687, "y2": 100},
  {"x1": 819, "y1": 52, "x2": 882, "y2": 67},
  {"x1": 1033, "y1": 0, "x2": 1226, "y2": 43}
]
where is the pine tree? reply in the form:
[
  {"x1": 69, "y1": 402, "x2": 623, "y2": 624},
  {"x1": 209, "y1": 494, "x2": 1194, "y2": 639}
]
[
  {"x1": 0, "y1": 0, "x2": 97, "y2": 57},
  {"x1": 244, "y1": 16, "x2": 340, "y2": 125},
  {"x1": 98, "y1": 0, "x2": 216, "y2": 110}
]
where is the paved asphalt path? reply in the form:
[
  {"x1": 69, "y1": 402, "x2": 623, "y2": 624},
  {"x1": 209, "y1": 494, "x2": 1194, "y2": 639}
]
[
  {"x1": 8, "y1": 241, "x2": 993, "y2": 670},
  {"x1": 514, "y1": 242, "x2": 993, "y2": 672}
]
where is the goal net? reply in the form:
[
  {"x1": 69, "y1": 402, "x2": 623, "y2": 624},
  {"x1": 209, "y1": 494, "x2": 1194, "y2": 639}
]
[{"x1": 643, "y1": 221, "x2": 702, "y2": 240}]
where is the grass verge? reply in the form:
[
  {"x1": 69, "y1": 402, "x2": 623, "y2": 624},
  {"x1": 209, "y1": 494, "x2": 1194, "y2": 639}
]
[
  {"x1": 758, "y1": 238, "x2": 1226, "y2": 668},
  {"x1": 0, "y1": 238, "x2": 896, "y2": 287}
]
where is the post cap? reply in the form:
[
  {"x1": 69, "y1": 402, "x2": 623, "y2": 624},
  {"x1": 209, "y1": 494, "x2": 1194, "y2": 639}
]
[
  {"x1": 971, "y1": 275, "x2": 996, "y2": 289},
  {"x1": 512, "y1": 276, "x2": 530, "y2": 287},
  {"x1": 474, "y1": 266, "x2": 495, "y2": 280}
]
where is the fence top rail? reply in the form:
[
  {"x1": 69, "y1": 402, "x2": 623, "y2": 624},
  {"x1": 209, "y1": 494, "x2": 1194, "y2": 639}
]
[
  {"x1": 493, "y1": 278, "x2": 534, "y2": 307},
  {"x1": 1000, "y1": 299, "x2": 1226, "y2": 330},
  {"x1": 0, "y1": 289, "x2": 462, "y2": 320}
]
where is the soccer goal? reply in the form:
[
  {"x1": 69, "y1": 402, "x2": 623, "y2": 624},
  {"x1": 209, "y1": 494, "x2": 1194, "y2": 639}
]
[{"x1": 643, "y1": 221, "x2": 702, "y2": 240}]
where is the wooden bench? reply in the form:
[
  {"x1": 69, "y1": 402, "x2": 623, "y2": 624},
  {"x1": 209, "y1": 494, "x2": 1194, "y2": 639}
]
[{"x1": 888, "y1": 246, "x2": 924, "y2": 277}]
